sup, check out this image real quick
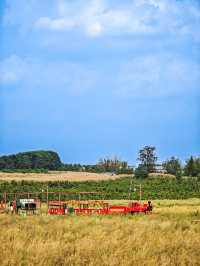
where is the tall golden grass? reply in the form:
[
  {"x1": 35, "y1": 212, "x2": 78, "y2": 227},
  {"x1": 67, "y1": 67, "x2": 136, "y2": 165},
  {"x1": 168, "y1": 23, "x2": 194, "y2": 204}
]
[
  {"x1": 0, "y1": 199, "x2": 200, "y2": 266},
  {"x1": 0, "y1": 171, "x2": 122, "y2": 182}
]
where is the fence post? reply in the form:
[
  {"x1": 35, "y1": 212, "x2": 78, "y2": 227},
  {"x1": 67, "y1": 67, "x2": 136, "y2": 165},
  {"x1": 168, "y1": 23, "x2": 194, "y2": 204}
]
[{"x1": 139, "y1": 184, "x2": 142, "y2": 203}]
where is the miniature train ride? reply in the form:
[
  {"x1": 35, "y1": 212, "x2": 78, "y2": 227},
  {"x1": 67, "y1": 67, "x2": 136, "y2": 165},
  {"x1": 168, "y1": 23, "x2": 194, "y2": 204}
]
[
  {"x1": 48, "y1": 200, "x2": 153, "y2": 215},
  {"x1": 10, "y1": 199, "x2": 39, "y2": 214},
  {"x1": 1, "y1": 186, "x2": 153, "y2": 216}
]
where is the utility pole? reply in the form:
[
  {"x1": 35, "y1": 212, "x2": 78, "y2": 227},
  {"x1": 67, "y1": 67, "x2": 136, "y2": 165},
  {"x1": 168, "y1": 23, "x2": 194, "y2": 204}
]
[
  {"x1": 128, "y1": 177, "x2": 133, "y2": 200},
  {"x1": 4, "y1": 192, "x2": 7, "y2": 210},
  {"x1": 129, "y1": 184, "x2": 142, "y2": 203},
  {"x1": 46, "y1": 185, "x2": 49, "y2": 214},
  {"x1": 59, "y1": 192, "x2": 61, "y2": 207},
  {"x1": 78, "y1": 193, "x2": 81, "y2": 209}
]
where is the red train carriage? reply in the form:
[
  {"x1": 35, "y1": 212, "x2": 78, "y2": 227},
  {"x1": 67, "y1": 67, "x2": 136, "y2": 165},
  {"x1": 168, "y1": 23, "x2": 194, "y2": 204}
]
[{"x1": 48, "y1": 200, "x2": 153, "y2": 215}]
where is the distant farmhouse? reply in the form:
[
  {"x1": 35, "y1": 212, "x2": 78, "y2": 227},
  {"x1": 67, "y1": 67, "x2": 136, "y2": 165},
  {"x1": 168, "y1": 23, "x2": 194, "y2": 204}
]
[{"x1": 154, "y1": 164, "x2": 166, "y2": 174}]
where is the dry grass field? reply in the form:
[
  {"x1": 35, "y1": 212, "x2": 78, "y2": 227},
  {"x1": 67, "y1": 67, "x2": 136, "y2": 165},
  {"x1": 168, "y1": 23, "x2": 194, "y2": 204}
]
[
  {"x1": 0, "y1": 199, "x2": 200, "y2": 266},
  {"x1": 0, "y1": 171, "x2": 123, "y2": 182}
]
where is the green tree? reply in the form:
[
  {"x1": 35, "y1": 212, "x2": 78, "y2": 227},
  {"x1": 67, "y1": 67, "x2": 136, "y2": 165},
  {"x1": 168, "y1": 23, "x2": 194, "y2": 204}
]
[
  {"x1": 175, "y1": 168, "x2": 182, "y2": 181},
  {"x1": 0, "y1": 150, "x2": 62, "y2": 170},
  {"x1": 134, "y1": 164, "x2": 148, "y2": 179},
  {"x1": 184, "y1": 156, "x2": 199, "y2": 177},
  {"x1": 97, "y1": 157, "x2": 128, "y2": 173},
  {"x1": 163, "y1": 157, "x2": 182, "y2": 176},
  {"x1": 137, "y1": 146, "x2": 157, "y2": 173},
  {"x1": 195, "y1": 158, "x2": 200, "y2": 176}
]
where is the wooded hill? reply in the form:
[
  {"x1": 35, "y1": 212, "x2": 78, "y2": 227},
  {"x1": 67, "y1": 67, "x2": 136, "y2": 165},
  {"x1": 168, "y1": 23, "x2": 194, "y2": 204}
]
[
  {"x1": 0, "y1": 151, "x2": 62, "y2": 171},
  {"x1": 0, "y1": 150, "x2": 132, "y2": 174}
]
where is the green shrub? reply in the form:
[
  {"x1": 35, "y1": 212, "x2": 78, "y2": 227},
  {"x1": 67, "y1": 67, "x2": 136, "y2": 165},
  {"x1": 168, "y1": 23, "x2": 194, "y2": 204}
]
[{"x1": 134, "y1": 165, "x2": 148, "y2": 179}]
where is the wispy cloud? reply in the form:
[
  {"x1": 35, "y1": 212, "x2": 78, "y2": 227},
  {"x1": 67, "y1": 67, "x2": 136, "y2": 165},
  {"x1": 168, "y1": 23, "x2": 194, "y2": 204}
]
[
  {"x1": 34, "y1": 0, "x2": 200, "y2": 38},
  {"x1": 0, "y1": 55, "x2": 98, "y2": 95},
  {"x1": 0, "y1": 55, "x2": 30, "y2": 84},
  {"x1": 3, "y1": 0, "x2": 200, "y2": 40},
  {"x1": 1, "y1": 0, "x2": 200, "y2": 161},
  {"x1": 1, "y1": 1, "x2": 200, "y2": 98},
  {"x1": 115, "y1": 54, "x2": 200, "y2": 98},
  {"x1": 1, "y1": 53, "x2": 199, "y2": 99}
]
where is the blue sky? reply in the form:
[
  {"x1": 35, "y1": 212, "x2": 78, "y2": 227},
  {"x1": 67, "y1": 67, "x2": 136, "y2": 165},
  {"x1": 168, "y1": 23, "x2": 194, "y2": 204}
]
[{"x1": 0, "y1": 0, "x2": 200, "y2": 164}]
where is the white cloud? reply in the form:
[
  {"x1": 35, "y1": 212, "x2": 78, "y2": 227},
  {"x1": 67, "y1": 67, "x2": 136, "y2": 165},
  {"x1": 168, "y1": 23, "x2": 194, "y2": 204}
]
[
  {"x1": 4, "y1": 0, "x2": 199, "y2": 39},
  {"x1": 0, "y1": 55, "x2": 98, "y2": 95},
  {"x1": 35, "y1": 17, "x2": 76, "y2": 31},
  {"x1": 85, "y1": 21, "x2": 103, "y2": 36},
  {"x1": 34, "y1": 1, "x2": 154, "y2": 36},
  {"x1": 0, "y1": 55, "x2": 30, "y2": 84},
  {"x1": 1, "y1": 53, "x2": 199, "y2": 98},
  {"x1": 115, "y1": 55, "x2": 200, "y2": 97},
  {"x1": 1, "y1": 1, "x2": 200, "y2": 97}
]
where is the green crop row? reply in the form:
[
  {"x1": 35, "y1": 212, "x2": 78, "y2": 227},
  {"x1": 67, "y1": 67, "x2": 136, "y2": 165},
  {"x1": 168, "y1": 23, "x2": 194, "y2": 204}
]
[{"x1": 0, "y1": 176, "x2": 200, "y2": 201}]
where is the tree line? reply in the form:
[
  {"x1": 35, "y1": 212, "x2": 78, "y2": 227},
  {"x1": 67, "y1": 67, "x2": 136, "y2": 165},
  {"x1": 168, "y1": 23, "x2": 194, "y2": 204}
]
[
  {"x1": 0, "y1": 148, "x2": 200, "y2": 178},
  {"x1": 0, "y1": 151, "x2": 133, "y2": 174},
  {"x1": 135, "y1": 146, "x2": 200, "y2": 179}
]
